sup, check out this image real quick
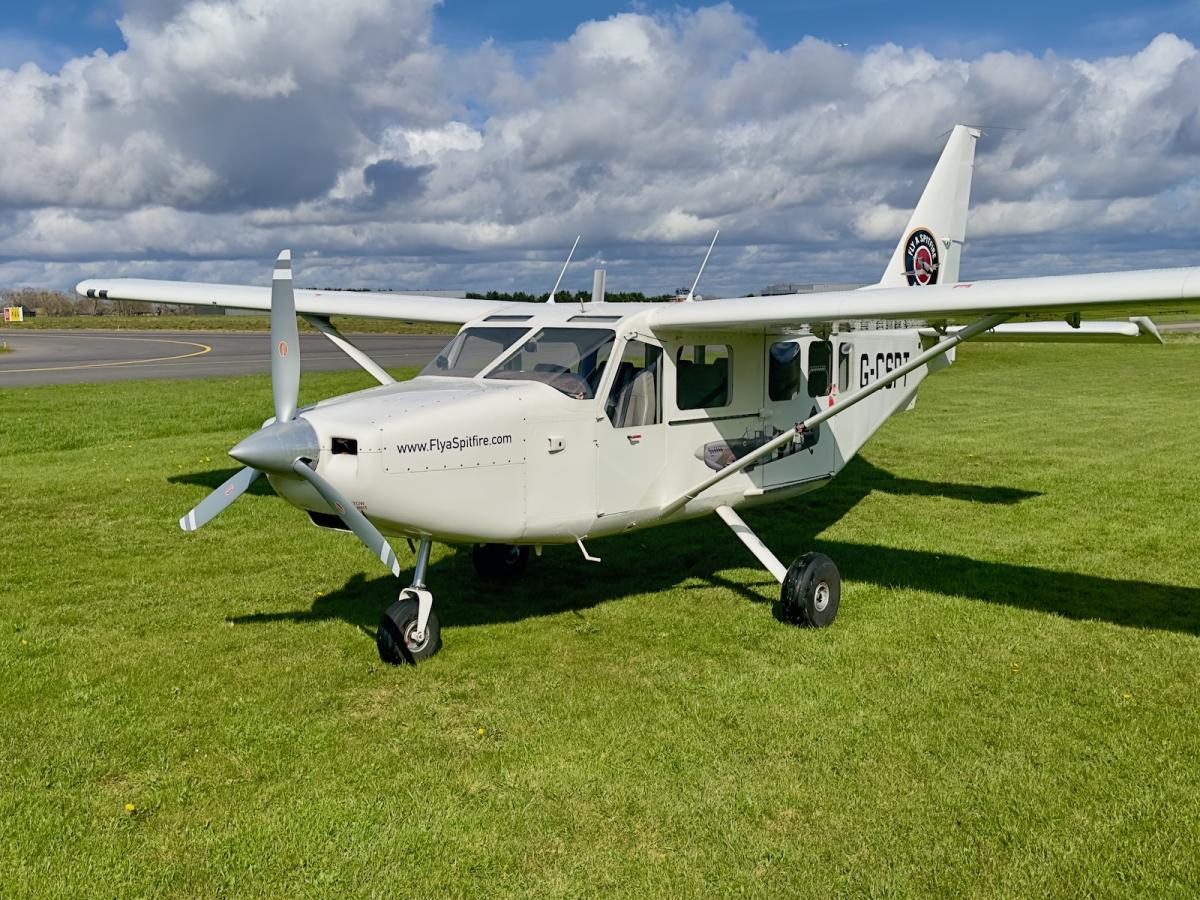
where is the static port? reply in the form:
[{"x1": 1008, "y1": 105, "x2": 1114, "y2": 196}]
[{"x1": 332, "y1": 437, "x2": 358, "y2": 456}]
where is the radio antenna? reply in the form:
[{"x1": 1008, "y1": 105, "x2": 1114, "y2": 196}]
[
  {"x1": 547, "y1": 235, "x2": 581, "y2": 304},
  {"x1": 684, "y1": 229, "x2": 719, "y2": 302}
]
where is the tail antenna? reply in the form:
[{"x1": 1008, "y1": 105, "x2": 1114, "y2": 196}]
[
  {"x1": 547, "y1": 235, "x2": 581, "y2": 304},
  {"x1": 684, "y1": 229, "x2": 719, "y2": 302}
]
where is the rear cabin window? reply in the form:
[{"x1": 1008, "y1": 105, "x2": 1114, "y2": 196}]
[
  {"x1": 768, "y1": 341, "x2": 802, "y2": 401},
  {"x1": 838, "y1": 342, "x2": 854, "y2": 393},
  {"x1": 676, "y1": 344, "x2": 731, "y2": 409},
  {"x1": 807, "y1": 340, "x2": 832, "y2": 397}
]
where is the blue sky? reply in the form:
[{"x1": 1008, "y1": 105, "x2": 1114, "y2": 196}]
[
  {"x1": 4, "y1": 1, "x2": 1198, "y2": 70},
  {"x1": 0, "y1": 1, "x2": 1197, "y2": 293},
  {"x1": 432, "y1": 0, "x2": 1199, "y2": 58}
]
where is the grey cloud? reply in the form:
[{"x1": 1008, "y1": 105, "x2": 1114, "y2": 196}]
[{"x1": 362, "y1": 159, "x2": 433, "y2": 206}]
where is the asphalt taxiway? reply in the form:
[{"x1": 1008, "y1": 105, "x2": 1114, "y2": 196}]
[
  {"x1": 0, "y1": 330, "x2": 446, "y2": 388},
  {"x1": 3, "y1": 322, "x2": 1197, "y2": 389}
]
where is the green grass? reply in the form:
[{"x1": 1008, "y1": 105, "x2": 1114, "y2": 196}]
[
  {"x1": 1, "y1": 314, "x2": 457, "y2": 335},
  {"x1": 2, "y1": 341, "x2": 1199, "y2": 897}
]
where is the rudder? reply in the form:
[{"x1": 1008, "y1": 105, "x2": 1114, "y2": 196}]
[{"x1": 874, "y1": 125, "x2": 980, "y2": 288}]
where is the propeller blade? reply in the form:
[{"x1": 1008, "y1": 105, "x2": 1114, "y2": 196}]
[
  {"x1": 290, "y1": 459, "x2": 401, "y2": 577},
  {"x1": 270, "y1": 249, "x2": 300, "y2": 423},
  {"x1": 179, "y1": 466, "x2": 262, "y2": 532}
]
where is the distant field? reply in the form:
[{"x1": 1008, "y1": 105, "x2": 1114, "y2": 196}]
[
  {"x1": 0, "y1": 314, "x2": 458, "y2": 335},
  {"x1": 2, "y1": 341, "x2": 1199, "y2": 896}
]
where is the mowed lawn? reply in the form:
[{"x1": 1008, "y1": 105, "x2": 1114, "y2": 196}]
[{"x1": 2, "y1": 338, "x2": 1199, "y2": 897}]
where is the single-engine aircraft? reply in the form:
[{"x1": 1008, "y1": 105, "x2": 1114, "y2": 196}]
[{"x1": 78, "y1": 125, "x2": 1200, "y2": 664}]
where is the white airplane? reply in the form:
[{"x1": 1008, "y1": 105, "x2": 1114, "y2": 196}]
[{"x1": 78, "y1": 125, "x2": 1200, "y2": 664}]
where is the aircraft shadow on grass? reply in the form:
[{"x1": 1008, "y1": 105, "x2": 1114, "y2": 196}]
[
  {"x1": 169, "y1": 467, "x2": 277, "y2": 497},
  {"x1": 174, "y1": 458, "x2": 1200, "y2": 638}
]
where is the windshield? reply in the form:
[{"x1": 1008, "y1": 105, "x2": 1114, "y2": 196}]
[
  {"x1": 486, "y1": 327, "x2": 616, "y2": 399},
  {"x1": 419, "y1": 327, "x2": 530, "y2": 378}
]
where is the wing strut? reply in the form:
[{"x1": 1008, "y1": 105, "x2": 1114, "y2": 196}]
[
  {"x1": 301, "y1": 314, "x2": 395, "y2": 386},
  {"x1": 659, "y1": 313, "x2": 1010, "y2": 518}
]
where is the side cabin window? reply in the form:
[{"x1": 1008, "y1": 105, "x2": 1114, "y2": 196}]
[
  {"x1": 838, "y1": 342, "x2": 854, "y2": 393},
  {"x1": 676, "y1": 344, "x2": 731, "y2": 410},
  {"x1": 807, "y1": 339, "x2": 833, "y2": 397},
  {"x1": 768, "y1": 341, "x2": 802, "y2": 401},
  {"x1": 606, "y1": 340, "x2": 663, "y2": 428}
]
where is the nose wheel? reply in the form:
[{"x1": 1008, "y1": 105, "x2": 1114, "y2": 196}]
[
  {"x1": 377, "y1": 538, "x2": 443, "y2": 665},
  {"x1": 377, "y1": 593, "x2": 442, "y2": 664}
]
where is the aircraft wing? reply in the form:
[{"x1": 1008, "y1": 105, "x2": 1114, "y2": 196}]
[
  {"x1": 646, "y1": 267, "x2": 1200, "y2": 332},
  {"x1": 75, "y1": 278, "x2": 507, "y2": 325}
]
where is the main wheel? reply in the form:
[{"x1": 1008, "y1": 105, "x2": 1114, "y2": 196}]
[
  {"x1": 377, "y1": 597, "x2": 442, "y2": 664},
  {"x1": 472, "y1": 543, "x2": 529, "y2": 579},
  {"x1": 779, "y1": 552, "x2": 840, "y2": 627}
]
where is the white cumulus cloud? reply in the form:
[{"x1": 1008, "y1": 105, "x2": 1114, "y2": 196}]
[{"x1": 0, "y1": 2, "x2": 1197, "y2": 295}]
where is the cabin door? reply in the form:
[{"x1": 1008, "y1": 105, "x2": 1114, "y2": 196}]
[
  {"x1": 596, "y1": 338, "x2": 667, "y2": 517},
  {"x1": 759, "y1": 336, "x2": 835, "y2": 488}
]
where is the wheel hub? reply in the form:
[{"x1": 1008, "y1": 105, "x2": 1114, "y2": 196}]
[
  {"x1": 405, "y1": 622, "x2": 428, "y2": 652},
  {"x1": 813, "y1": 581, "x2": 830, "y2": 612}
]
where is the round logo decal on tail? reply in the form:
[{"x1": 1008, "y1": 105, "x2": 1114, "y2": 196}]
[
  {"x1": 277, "y1": 340, "x2": 288, "y2": 357},
  {"x1": 904, "y1": 228, "x2": 939, "y2": 286}
]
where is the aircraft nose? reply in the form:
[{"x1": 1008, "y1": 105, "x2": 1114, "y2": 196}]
[{"x1": 229, "y1": 417, "x2": 320, "y2": 474}]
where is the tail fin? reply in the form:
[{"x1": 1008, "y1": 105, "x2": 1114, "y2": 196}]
[{"x1": 875, "y1": 124, "x2": 980, "y2": 288}]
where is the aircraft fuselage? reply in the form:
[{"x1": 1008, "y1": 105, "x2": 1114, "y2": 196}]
[{"x1": 268, "y1": 305, "x2": 935, "y2": 546}]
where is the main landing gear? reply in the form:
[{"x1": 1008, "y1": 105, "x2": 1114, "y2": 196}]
[
  {"x1": 377, "y1": 538, "x2": 442, "y2": 664},
  {"x1": 779, "y1": 551, "x2": 840, "y2": 627},
  {"x1": 714, "y1": 505, "x2": 841, "y2": 629}
]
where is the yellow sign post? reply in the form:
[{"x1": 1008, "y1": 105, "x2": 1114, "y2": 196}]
[{"x1": 2, "y1": 306, "x2": 24, "y2": 323}]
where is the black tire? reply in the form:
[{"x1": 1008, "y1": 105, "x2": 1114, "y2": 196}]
[
  {"x1": 376, "y1": 597, "x2": 442, "y2": 664},
  {"x1": 472, "y1": 543, "x2": 530, "y2": 579},
  {"x1": 779, "y1": 552, "x2": 840, "y2": 628}
]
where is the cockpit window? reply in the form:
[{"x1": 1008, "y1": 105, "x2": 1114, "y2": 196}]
[
  {"x1": 419, "y1": 327, "x2": 529, "y2": 378},
  {"x1": 486, "y1": 327, "x2": 616, "y2": 399}
]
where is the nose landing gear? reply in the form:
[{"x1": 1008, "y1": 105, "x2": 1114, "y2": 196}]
[{"x1": 377, "y1": 538, "x2": 443, "y2": 664}]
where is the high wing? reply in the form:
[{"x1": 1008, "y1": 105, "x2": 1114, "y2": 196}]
[
  {"x1": 646, "y1": 267, "x2": 1200, "y2": 333},
  {"x1": 75, "y1": 277, "x2": 507, "y2": 325}
]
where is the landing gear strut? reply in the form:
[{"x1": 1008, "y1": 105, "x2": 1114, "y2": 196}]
[{"x1": 377, "y1": 538, "x2": 442, "y2": 664}]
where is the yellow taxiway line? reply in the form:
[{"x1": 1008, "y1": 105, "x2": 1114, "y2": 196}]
[{"x1": 0, "y1": 334, "x2": 213, "y2": 374}]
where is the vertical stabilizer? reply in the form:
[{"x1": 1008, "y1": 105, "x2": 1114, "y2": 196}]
[{"x1": 875, "y1": 125, "x2": 980, "y2": 288}]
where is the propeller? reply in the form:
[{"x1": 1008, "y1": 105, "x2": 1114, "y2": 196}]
[
  {"x1": 179, "y1": 466, "x2": 262, "y2": 532},
  {"x1": 178, "y1": 249, "x2": 401, "y2": 578},
  {"x1": 270, "y1": 250, "x2": 299, "y2": 423}
]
